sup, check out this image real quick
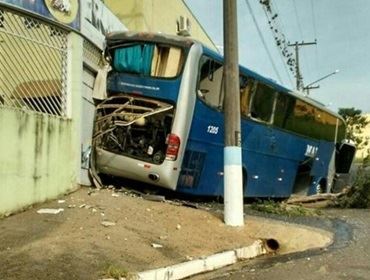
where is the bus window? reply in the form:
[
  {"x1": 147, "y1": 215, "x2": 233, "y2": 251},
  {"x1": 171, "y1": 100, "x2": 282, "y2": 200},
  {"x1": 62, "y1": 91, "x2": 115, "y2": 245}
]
[
  {"x1": 240, "y1": 76, "x2": 255, "y2": 118},
  {"x1": 285, "y1": 99, "x2": 316, "y2": 138},
  {"x1": 336, "y1": 119, "x2": 346, "y2": 142},
  {"x1": 112, "y1": 43, "x2": 184, "y2": 78},
  {"x1": 315, "y1": 109, "x2": 337, "y2": 141},
  {"x1": 250, "y1": 83, "x2": 275, "y2": 122},
  {"x1": 198, "y1": 56, "x2": 224, "y2": 110},
  {"x1": 274, "y1": 93, "x2": 295, "y2": 128}
]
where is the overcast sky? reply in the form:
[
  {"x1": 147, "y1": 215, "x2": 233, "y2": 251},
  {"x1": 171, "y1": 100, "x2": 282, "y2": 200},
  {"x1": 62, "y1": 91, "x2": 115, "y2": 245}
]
[{"x1": 185, "y1": 0, "x2": 370, "y2": 113}]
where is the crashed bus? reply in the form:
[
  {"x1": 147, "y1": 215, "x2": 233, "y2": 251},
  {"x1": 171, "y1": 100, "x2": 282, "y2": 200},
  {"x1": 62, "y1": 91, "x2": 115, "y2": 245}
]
[{"x1": 91, "y1": 31, "x2": 355, "y2": 197}]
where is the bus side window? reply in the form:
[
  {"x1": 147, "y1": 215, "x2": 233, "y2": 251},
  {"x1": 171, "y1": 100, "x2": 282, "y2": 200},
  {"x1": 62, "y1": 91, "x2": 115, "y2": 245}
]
[
  {"x1": 198, "y1": 56, "x2": 224, "y2": 110},
  {"x1": 240, "y1": 76, "x2": 254, "y2": 118},
  {"x1": 274, "y1": 93, "x2": 295, "y2": 128},
  {"x1": 250, "y1": 82, "x2": 275, "y2": 123}
]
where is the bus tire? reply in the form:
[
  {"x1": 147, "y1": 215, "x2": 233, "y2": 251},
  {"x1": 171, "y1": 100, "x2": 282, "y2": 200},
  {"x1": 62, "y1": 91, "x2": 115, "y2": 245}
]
[
  {"x1": 315, "y1": 179, "x2": 327, "y2": 194},
  {"x1": 242, "y1": 168, "x2": 248, "y2": 195}
]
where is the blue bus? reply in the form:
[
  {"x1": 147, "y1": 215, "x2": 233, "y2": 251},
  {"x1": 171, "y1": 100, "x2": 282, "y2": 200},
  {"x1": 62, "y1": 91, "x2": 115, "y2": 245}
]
[{"x1": 91, "y1": 31, "x2": 354, "y2": 197}]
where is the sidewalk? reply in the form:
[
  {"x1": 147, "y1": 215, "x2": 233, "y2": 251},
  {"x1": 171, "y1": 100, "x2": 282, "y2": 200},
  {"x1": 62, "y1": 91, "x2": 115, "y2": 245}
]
[{"x1": 0, "y1": 187, "x2": 333, "y2": 280}]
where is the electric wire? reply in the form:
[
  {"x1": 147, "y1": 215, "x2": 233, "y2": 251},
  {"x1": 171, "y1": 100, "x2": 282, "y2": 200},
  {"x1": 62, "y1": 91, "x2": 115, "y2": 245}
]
[
  {"x1": 291, "y1": 0, "x2": 312, "y2": 81},
  {"x1": 268, "y1": 0, "x2": 295, "y2": 87},
  {"x1": 310, "y1": 0, "x2": 319, "y2": 72},
  {"x1": 244, "y1": 0, "x2": 284, "y2": 84}
]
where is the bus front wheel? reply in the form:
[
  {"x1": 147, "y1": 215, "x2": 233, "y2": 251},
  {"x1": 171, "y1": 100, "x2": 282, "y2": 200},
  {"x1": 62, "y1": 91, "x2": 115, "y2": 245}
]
[
  {"x1": 242, "y1": 168, "x2": 248, "y2": 196},
  {"x1": 315, "y1": 179, "x2": 327, "y2": 194}
]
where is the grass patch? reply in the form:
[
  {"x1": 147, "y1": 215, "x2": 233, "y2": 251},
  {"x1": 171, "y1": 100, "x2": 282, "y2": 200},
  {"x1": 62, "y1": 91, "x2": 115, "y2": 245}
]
[
  {"x1": 103, "y1": 263, "x2": 129, "y2": 279},
  {"x1": 250, "y1": 199, "x2": 322, "y2": 217}
]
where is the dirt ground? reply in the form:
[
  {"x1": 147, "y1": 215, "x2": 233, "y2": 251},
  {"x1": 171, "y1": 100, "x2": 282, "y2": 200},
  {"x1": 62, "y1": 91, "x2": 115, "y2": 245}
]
[{"x1": 0, "y1": 187, "x2": 333, "y2": 280}]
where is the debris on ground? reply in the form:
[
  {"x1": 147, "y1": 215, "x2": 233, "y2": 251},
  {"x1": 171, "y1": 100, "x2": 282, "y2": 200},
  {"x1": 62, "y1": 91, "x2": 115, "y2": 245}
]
[
  {"x1": 286, "y1": 188, "x2": 351, "y2": 208},
  {"x1": 101, "y1": 221, "x2": 116, "y2": 227},
  {"x1": 179, "y1": 201, "x2": 200, "y2": 209},
  {"x1": 142, "y1": 194, "x2": 166, "y2": 202},
  {"x1": 251, "y1": 200, "x2": 321, "y2": 216},
  {"x1": 36, "y1": 208, "x2": 64, "y2": 214},
  {"x1": 58, "y1": 200, "x2": 66, "y2": 204}
]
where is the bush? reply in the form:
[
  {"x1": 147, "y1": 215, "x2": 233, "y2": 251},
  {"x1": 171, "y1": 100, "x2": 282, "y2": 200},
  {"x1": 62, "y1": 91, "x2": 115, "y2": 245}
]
[{"x1": 338, "y1": 167, "x2": 370, "y2": 208}]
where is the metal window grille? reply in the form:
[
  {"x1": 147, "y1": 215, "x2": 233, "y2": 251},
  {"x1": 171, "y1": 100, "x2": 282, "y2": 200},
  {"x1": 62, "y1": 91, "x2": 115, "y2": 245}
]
[
  {"x1": 83, "y1": 39, "x2": 102, "y2": 70},
  {"x1": 0, "y1": 8, "x2": 68, "y2": 117}
]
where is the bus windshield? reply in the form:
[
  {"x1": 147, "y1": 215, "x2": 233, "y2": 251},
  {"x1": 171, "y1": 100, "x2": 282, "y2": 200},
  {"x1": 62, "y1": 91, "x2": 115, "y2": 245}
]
[{"x1": 111, "y1": 43, "x2": 185, "y2": 78}]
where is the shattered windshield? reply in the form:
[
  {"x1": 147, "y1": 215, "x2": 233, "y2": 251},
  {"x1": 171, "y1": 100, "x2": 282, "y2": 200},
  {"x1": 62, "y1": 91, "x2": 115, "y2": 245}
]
[{"x1": 112, "y1": 43, "x2": 185, "y2": 78}]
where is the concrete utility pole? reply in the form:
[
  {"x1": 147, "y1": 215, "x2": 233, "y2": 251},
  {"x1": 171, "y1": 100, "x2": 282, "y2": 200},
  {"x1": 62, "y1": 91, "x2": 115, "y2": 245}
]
[
  {"x1": 288, "y1": 40, "x2": 317, "y2": 91},
  {"x1": 223, "y1": 0, "x2": 244, "y2": 226}
]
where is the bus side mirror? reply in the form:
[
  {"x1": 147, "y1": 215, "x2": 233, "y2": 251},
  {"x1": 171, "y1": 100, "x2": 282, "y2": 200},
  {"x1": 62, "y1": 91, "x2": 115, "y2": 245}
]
[{"x1": 336, "y1": 141, "x2": 356, "y2": 173}]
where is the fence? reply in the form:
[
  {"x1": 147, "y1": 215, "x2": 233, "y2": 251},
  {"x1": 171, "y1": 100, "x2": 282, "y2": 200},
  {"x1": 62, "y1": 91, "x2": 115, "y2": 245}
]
[{"x1": 0, "y1": 7, "x2": 68, "y2": 117}]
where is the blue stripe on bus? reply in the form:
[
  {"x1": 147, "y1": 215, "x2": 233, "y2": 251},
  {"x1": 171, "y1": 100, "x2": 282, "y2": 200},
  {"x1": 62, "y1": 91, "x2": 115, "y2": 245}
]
[{"x1": 224, "y1": 146, "x2": 242, "y2": 166}]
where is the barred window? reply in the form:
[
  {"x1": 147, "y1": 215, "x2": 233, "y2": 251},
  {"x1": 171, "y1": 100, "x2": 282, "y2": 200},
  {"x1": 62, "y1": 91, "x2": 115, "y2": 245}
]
[
  {"x1": 0, "y1": 9, "x2": 68, "y2": 117},
  {"x1": 0, "y1": 9, "x2": 4, "y2": 28}
]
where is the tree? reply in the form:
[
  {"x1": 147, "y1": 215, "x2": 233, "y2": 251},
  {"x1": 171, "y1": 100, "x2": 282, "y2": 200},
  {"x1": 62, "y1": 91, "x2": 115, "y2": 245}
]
[{"x1": 338, "y1": 107, "x2": 369, "y2": 150}]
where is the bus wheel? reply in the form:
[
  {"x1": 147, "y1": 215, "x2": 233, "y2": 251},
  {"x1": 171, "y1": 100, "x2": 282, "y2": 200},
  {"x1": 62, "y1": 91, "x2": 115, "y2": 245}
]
[
  {"x1": 315, "y1": 179, "x2": 326, "y2": 194},
  {"x1": 242, "y1": 168, "x2": 248, "y2": 195}
]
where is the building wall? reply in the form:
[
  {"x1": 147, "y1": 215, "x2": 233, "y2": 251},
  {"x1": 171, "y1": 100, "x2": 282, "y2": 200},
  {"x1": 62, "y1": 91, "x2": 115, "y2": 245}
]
[
  {"x1": 104, "y1": 0, "x2": 218, "y2": 52},
  {"x1": 355, "y1": 114, "x2": 370, "y2": 160},
  {"x1": 0, "y1": 0, "x2": 125, "y2": 217},
  {"x1": 0, "y1": 32, "x2": 83, "y2": 217}
]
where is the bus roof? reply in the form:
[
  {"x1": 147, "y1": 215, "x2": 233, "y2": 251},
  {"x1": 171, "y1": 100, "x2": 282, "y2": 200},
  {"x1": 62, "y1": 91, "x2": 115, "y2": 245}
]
[
  {"x1": 105, "y1": 31, "x2": 344, "y2": 123},
  {"x1": 105, "y1": 31, "x2": 195, "y2": 49}
]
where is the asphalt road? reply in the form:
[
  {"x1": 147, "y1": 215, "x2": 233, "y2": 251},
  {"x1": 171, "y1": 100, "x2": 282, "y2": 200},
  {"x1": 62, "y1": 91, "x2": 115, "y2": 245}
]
[{"x1": 193, "y1": 208, "x2": 370, "y2": 280}]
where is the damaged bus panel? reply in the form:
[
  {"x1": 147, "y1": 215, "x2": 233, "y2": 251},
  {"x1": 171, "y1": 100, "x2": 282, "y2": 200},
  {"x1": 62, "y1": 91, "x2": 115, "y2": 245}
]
[
  {"x1": 94, "y1": 95, "x2": 174, "y2": 164},
  {"x1": 91, "y1": 31, "x2": 355, "y2": 197}
]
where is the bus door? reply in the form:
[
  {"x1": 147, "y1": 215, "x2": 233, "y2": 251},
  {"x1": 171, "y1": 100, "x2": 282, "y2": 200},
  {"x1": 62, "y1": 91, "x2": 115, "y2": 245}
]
[
  {"x1": 246, "y1": 81, "x2": 281, "y2": 196},
  {"x1": 308, "y1": 141, "x2": 335, "y2": 194},
  {"x1": 178, "y1": 56, "x2": 225, "y2": 196}
]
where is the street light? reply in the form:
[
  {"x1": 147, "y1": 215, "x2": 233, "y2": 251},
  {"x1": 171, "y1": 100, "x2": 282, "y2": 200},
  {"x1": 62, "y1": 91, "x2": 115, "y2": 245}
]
[{"x1": 303, "y1": 69, "x2": 339, "y2": 95}]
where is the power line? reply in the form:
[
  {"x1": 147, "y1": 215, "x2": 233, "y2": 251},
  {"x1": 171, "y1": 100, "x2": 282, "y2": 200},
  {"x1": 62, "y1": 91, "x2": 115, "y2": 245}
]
[
  {"x1": 291, "y1": 0, "x2": 312, "y2": 79},
  {"x1": 259, "y1": 0, "x2": 295, "y2": 87},
  {"x1": 292, "y1": 0, "x2": 303, "y2": 39},
  {"x1": 310, "y1": 0, "x2": 317, "y2": 40},
  {"x1": 310, "y1": 0, "x2": 319, "y2": 71},
  {"x1": 262, "y1": 3, "x2": 294, "y2": 87},
  {"x1": 263, "y1": 0, "x2": 294, "y2": 88},
  {"x1": 244, "y1": 0, "x2": 283, "y2": 84}
]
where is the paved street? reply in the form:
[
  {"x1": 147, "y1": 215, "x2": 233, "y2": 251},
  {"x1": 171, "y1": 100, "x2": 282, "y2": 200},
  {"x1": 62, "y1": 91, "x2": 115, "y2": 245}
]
[{"x1": 194, "y1": 209, "x2": 370, "y2": 280}]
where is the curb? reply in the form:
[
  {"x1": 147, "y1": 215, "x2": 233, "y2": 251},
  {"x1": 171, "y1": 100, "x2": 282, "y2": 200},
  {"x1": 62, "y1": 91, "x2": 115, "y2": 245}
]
[{"x1": 135, "y1": 239, "x2": 272, "y2": 280}]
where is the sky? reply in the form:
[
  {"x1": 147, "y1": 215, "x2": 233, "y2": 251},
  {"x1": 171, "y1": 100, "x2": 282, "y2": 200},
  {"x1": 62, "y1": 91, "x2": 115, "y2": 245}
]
[{"x1": 185, "y1": 0, "x2": 370, "y2": 114}]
